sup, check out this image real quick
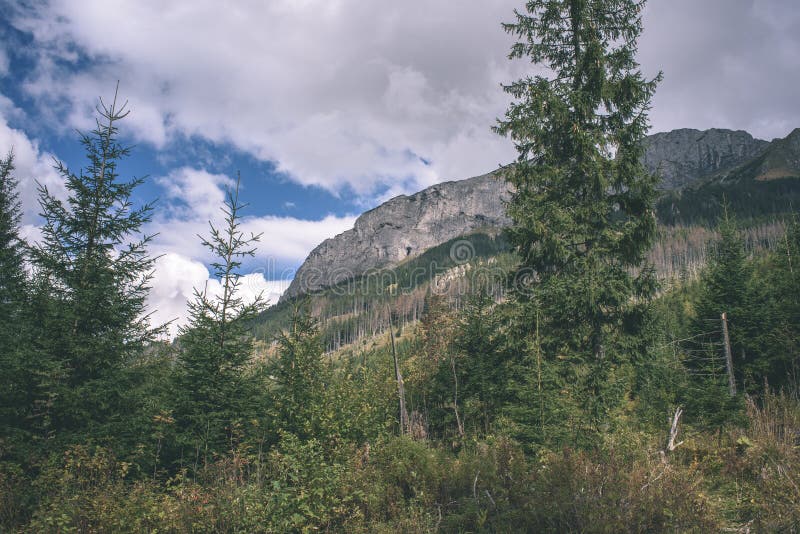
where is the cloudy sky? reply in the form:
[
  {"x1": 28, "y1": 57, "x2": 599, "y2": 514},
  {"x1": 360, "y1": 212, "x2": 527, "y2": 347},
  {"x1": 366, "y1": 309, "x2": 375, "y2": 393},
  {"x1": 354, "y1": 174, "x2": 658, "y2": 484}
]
[{"x1": 1, "y1": 0, "x2": 798, "y2": 335}]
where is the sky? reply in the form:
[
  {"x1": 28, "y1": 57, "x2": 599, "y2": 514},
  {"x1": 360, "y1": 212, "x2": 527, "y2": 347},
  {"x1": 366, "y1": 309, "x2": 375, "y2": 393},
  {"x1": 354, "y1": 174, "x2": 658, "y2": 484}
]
[{"x1": 1, "y1": 0, "x2": 798, "y2": 336}]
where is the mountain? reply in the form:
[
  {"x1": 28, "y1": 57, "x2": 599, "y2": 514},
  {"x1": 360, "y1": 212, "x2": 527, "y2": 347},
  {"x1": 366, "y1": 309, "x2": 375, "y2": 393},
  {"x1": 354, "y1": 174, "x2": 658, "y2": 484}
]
[
  {"x1": 281, "y1": 172, "x2": 511, "y2": 301},
  {"x1": 283, "y1": 127, "x2": 799, "y2": 302},
  {"x1": 753, "y1": 127, "x2": 800, "y2": 181},
  {"x1": 657, "y1": 128, "x2": 800, "y2": 225},
  {"x1": 642, "y1": 128, "x2": 769, "y2": 189}
]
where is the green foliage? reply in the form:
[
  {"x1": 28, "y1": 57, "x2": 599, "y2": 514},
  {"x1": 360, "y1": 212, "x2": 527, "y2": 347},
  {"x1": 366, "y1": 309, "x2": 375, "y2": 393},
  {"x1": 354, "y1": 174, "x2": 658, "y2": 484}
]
[
  {"x1": 451, "y1": 293, "x2": 510, "y2": 436},
  {"x1": 520, "y1": 444, "x2": 717, "y2": 532},
  {"x1": 0, "y1": 151, "x2": 25, "y2": 320},
  {"x1": 173, "y1": 175, "x2": 266, "y2": 460},
  {"x1": 503, "y1": 306, "x2": 585, "y2": 450},
  {"x1": 736, "y1": 391, "x2": 800, "y2": 530},
  {"x1": 744, "y1": 216, "x2": 800, "y2": 391},
  {"x1": 0, "y1": 151, "x2": 31, "y2": 458},
  {"x1": 656, "y1": 170, "x2": 800, "y2": 227},
  {"x1": 693, "y1": 209, "x2": 750, "y2": 350},
  {"x1": 25, "y1": 90, "x2": 159, "y2": 448},
  {"x1": 27, "y1": 445, "x2": 134, "y2": 533},
  {"x1": 3, "y1": 6, "x2": 800, "y2": 533},
  {"x1": 366, "y1": 436, "x2": 445, "y2": 511},
  {"x1": 680, "y1": 210, "x2": 747, "y2": 426},
  {"x1": 264, "y1": 432, "x2": 363, "y2": 531},
  {"x1": 496, "y1": 0, "x2": 661, "y2": 437},
  {"x1": 420, "y1": 292, "x2": 513, "y2": 441},
  {"x1": 269, "y1": 306, "x2": 337, "y2": 442}
]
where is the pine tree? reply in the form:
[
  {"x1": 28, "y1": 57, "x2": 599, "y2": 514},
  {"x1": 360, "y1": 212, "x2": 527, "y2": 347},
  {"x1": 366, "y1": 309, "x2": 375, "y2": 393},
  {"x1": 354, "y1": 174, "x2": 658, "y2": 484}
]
[
  {"x1": 0, "y1": 152, "x2": 25, "y2": 314},
  {"x1": 173, "y1": 175, "x2": 266, "y2": 460},
  {"x1": 452, "y1": 292, "x2": 508, "y2": 436},
  {"x1": 683, "y1": 209, "x2": 748, "y2": 425},
  {"x1": 694, "y1": 210, "x2": 749, "y2": 332},
  {"x1": 0, "y1": 151, "x2": 30, "y2": 449},
  {"x1": 495, "y1": 0, "x2": 661, "y2": 436},
  {"x1": 270, "y1": 304, "x2": 328, "y2": 441},
  {"x1": 29, "y1": 89, "x2": 158, "y2": 441}
]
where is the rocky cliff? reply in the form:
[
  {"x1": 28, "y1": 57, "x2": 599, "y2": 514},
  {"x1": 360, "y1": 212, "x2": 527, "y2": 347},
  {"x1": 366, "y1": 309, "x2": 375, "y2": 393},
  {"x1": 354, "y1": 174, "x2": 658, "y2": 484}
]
[
  {"x1": 281, "y1": 172, "x2": 511, "y2": 300},
  {"x1": 642, "y1": 128, "x2": 769, "y2": 189},
  {"x1": 282, "y1": 127, "x2": 792, "y2": 301}
]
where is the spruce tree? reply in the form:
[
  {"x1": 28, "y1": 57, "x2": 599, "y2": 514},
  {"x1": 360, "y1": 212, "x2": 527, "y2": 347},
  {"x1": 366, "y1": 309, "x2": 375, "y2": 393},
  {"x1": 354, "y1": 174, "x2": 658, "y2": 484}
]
[
  {"x1": 29, "y1": 89, "x2": 158, "y2": 441},
  {"x1": 685, "y1": 209, "x2": 750, "y2": 423},
  {"x1": 173, "y1": 175, "x2": 265, "y2": 460},
  {"x1": 0, "y1": 151, "x2": 30, "y2": 449},
  {"x1": 0, "y1": 152, "x2": 25, "y2": 313},
  {"x1": 451, "y1": 292, "x2": 508, "y2": 436},
  {"x1": 768, "y1": 215, "x2": 800, "y2": 389},
  {"x1": 694, "y1": 210, "x2": 749, "y2": 322},
  {"x1": 495, "y1": 0, "x2": 661, "y2": 436},
  {"x1": 270, "y1": 304, "x2": 328, "y2": 441}
]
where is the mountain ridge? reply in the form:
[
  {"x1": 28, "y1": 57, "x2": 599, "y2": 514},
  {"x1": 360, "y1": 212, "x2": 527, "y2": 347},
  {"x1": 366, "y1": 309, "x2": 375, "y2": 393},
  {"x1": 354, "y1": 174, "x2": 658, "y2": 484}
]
[{"x1": 282, "y1": 127, "x2": 799, "y2": 302}]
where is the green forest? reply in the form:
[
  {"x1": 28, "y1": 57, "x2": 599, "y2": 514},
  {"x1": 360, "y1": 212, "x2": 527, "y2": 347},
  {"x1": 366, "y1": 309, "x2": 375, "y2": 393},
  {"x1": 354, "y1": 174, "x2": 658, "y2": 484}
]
[{"x1": 2, "y1": 1, "x2": 800, "y2": 532}]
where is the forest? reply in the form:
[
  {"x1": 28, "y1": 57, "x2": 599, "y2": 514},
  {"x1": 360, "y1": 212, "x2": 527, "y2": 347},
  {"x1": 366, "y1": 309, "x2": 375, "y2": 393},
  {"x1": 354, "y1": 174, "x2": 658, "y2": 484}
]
[{"x1": 1, "y1": 0, "x2": 800, "y2": 532}]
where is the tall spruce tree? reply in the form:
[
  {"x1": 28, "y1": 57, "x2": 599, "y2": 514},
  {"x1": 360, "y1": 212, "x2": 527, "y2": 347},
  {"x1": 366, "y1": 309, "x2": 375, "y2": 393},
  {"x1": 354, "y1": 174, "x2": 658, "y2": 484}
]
[
  {"x1": 29, "y1": 89, "x2": 158, "y2": 440},
  {"x1": 0, "y1": 151, "x2": 30, "y2": 449},
  {"x1": 270, "y1": 305, "x2": 328, "y2": 441},
  {"x1": 173, "y1": 175, "x2": 265, "y2": 460},
  {"x1": 684, "y1": 209, "x2": 749, "y2": 424},
  {"x1": 496, "y1": 0, "x2": 661, "y2": 435},
  {"x1": 0, "y1": 152, "x2": 25, "y2": 314}
]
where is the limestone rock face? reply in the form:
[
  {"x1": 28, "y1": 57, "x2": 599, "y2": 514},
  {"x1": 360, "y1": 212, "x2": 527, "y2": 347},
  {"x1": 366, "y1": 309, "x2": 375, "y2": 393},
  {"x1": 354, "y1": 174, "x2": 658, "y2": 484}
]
[
  {"x1": 642, "y1": 128, "x2": 769, "y2": 189},
  {"x1": 280, "y1": 173, "x2": 511, "y2": 301}
]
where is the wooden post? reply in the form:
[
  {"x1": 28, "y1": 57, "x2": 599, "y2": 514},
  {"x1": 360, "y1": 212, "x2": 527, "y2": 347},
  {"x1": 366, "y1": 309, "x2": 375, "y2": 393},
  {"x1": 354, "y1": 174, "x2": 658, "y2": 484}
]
[
  {"x1": 388, "y1": 306, "x2": 409, "y2": 435},
  {"x1": 721, "y1": 312, "x2": 736, "y2": 396}
]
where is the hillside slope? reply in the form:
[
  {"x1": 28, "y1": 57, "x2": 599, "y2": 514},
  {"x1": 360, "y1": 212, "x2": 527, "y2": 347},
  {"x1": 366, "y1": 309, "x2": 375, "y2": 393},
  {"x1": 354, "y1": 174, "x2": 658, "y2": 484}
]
[{"x1": 657, "y1": 128, "x2": 800, "y2": 225}]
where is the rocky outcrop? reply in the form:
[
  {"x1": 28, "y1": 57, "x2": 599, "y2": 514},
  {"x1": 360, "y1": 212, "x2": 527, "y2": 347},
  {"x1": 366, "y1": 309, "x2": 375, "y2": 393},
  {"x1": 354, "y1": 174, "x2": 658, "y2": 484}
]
[
  {"x1": 281, "y1": 173, "x2": 511, "y2": 301},
  {"x1": 283, "y1": 128, "x2": 789, "y2": 301},
  {"x1": 642, "y1": 128, "x2": 769, "y2": 189}
]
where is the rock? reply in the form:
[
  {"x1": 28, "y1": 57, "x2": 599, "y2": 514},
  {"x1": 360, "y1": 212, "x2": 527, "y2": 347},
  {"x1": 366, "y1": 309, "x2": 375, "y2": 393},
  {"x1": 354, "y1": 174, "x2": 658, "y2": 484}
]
[
  {"x1": 642, "y1": 128, "x2": 769, "y2": 189},
  {"x1": 280, "y1": 172, "x2": 512, "y2": 301}
]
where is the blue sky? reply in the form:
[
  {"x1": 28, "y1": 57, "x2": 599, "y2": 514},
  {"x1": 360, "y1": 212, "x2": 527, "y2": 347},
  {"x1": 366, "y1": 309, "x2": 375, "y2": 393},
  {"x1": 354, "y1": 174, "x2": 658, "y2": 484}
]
[{"x1": 1, "y1": 0, "x2": 798, "y2": 335}]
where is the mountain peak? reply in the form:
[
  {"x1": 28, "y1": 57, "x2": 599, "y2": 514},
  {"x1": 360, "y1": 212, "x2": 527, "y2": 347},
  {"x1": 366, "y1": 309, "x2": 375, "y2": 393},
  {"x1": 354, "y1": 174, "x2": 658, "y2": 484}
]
[
  {"x1": 642, "y1": 128, "x2": 769, "y2": 189},
  {"x1": 754, "y1": 128, "x2": 800, "y2": 181}
]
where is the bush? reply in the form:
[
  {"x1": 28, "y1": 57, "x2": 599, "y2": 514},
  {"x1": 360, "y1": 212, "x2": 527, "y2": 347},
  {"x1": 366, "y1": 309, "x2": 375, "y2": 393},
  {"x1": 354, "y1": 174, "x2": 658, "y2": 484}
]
[
  {"x1": 525, "y1": 446, "x2": 717, "y2": 533},
  {"x1": 733, "y1": 391, "x2": 800, "y2": 531}
]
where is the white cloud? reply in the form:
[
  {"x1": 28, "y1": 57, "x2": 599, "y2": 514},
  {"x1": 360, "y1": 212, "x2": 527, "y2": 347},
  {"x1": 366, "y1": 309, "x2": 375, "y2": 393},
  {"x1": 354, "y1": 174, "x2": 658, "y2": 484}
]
[
  {"x1": 143, "y1": 167, "x2": 356, "y2": 336},
  {"x1": 147, "y1": 166, "x2": 357, "y2": 265},
  {"x1": 147, "y1": 252, "x2": 210, "y2": 338},
  {"x1": 639, "y1": 0, "x2": 800, "y2": 140},
  {"x1": 0, "y1": 104, "x2": 66, "y2": 224},
  {"x1": 12, "y1": 0, "x2": 799, "y2": 177},
  {"x1": 19, "y1": 223, "x2": 43, "y2": 245},
  {"x1": 155, "y1": 167, "x2": 233, "y2": 220},
  {"x1": 146, "y1": 253, "x2": 290, "y2": 339},
  {"x1": 1, "y1": 151, "x2": 354, "y2": 338},
  {"x1": 11, "y1": 0, "x2": 523, "y2": 198}
]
